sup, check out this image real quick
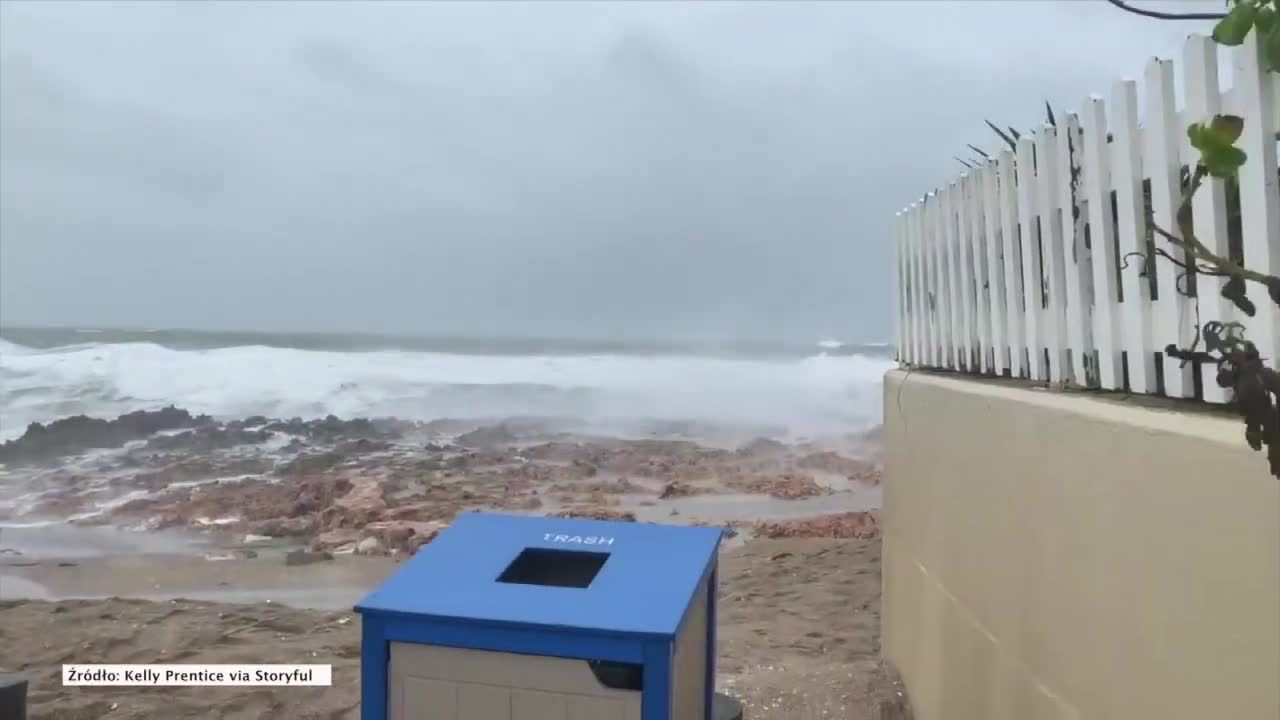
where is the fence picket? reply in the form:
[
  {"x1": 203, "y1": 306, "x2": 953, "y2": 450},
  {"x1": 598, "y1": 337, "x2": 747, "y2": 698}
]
[
  {"x1": 1184, "y1": 34, "x2": 1235, "y2": 403},
  {"x1": 982, "y1": 161, "x2": 1009, "y2": 375},
  {"x1": 1015, "y1": 137, "x2": 1045, "y2": 379},
  {"x1": 997, "y1": 150, "x2": 1028, "y2": 376},
  {"x1": 1112, "y1": 79, "x2": 1157, "y2": 394},
  {"x1": 938, "y1": 184, "x2": 959, "y2": 369},
  {"x1": 921, "y1": 196, "x2": 939, "y2": 367},
  {"x1": 1082, "y1": 95, "x2": 1124, "y2": 390},
  {"x1": 931, "y1": 191, "x2": 950, "y2": 368},
  {"x1": 1144, "y1": 57, "x2": 1196, "y2": 398},
  {"x1": 1233, "y1": 31, "x2": 1280, "y2": 367},
  {"x1": 914, "y1": 201, "x2": 927, "y2": 365},
  {"x1": 967, "y1": 170, "x2": 993, "y2": 372},
  {"x1": 1035, "y1": 125, "x2": 1069, "y2": 382},
  {"x1": 955, "y1": 175, "x2": 977, "y2": 370},
  {"x1": 1056, "y1": 113, "x2": 1095, "y2": 386},
  {"x1": 895, "y1": 212, "x2": 908, "y2": 363}
]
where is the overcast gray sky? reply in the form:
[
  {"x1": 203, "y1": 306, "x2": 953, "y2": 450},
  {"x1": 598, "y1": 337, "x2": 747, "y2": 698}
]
[{"x1": 0, "y1": 0, "x2": 1226, "y2": 343}]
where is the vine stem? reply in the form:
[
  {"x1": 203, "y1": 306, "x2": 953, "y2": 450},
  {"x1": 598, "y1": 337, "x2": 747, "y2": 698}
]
[
  {"x1": 1149, "y1": 165, "x2": 1280, "y2": 292},
  {"x1": 1102, "y1": 0, "x2": 1228, "y2": 21}
]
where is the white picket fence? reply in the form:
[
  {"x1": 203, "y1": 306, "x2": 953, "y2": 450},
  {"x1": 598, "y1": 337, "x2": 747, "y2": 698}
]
[{"x1": 894, "y1": 32, "x2": 1280, "y2": 403}]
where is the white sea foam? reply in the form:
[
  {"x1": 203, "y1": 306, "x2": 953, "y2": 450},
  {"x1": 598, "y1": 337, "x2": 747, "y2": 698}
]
[{"x1": 0, "y1": 338, "x2": 892, "y2": 441}]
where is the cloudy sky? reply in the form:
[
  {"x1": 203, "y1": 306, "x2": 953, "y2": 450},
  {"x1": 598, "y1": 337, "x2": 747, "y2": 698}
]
[{"x1": 0, "y1": 0, "x2": 1227, "y2": 343}]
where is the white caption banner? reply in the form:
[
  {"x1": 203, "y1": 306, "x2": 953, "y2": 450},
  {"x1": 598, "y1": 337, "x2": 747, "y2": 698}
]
[{"x1": 63, "y1": 664, "x2": 332, "y2": 686}]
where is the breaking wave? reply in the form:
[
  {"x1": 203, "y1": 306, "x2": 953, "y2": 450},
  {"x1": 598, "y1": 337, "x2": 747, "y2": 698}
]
[{"x1": 0, "y1": 338, "x2": 892, "y2": 441}]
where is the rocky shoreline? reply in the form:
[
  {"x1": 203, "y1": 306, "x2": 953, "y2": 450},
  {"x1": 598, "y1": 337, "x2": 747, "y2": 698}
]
[
  {"x1": 1, "y1": 408, "x2": 882, "y2": 562},
  {"x1": 0, "y1": 408, "x2": 897, "y2": 719}
]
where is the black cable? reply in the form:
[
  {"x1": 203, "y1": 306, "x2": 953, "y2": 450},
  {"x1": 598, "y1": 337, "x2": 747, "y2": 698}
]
[{"x1": 1103, "y1": 0, "x2": 1229, "y2": 21}]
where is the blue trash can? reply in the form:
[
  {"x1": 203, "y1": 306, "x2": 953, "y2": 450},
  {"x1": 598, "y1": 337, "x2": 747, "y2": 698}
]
[{"x1": 355, "y1": 511, "x2": 723, "y2": 720}]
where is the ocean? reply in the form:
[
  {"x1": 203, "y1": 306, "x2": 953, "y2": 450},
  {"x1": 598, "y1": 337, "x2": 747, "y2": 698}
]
[{"x1": 0, "y1": 327, "x2": 894, "y2": 442}]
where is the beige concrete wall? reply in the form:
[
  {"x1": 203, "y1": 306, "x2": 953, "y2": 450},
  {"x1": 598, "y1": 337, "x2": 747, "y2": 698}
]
[{"x1": 882, "y1": 370, "x2": 1279, "y2": 720}]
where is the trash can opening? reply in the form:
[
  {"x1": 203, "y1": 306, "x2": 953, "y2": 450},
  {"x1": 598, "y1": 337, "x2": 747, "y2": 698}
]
[{"x1": 496, "y1": 547, "x2": 610, "y2": 589}]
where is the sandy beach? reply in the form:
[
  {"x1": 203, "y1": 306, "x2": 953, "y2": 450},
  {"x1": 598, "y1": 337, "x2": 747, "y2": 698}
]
[
  {"x1": 1, "y1": 536, "x2": 902, "y2": 720},
  {"x1": 0, "y1": 406, "x2": 899, "y2": 719}
]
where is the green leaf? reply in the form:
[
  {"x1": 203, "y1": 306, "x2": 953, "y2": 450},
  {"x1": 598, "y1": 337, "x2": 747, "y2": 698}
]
[
  {"x1": 1203, "y1": 146, "x2": 1248, "y2": 178},
  {"x1": 1213, "y1": 3, "x2": 1257, "y2": 46},
  {"x1": 1256, "y1": 6, "x2": 1277, "y2": 34},
  {"x1": 1187, "y1": 122, "x2": 1207, "y2": 150},
  {"x1": 1189, "y1": 116, "x2": 1245, "y2": 154},
  {"x1": 1209, "y1": 114, "x2": 1246, "y2": 145},
  {"x1": 1267, "y1": 25, "x2": 1280, "y2": 72}
]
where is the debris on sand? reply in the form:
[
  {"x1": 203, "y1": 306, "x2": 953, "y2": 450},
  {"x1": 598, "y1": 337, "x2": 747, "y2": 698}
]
[
  {"x1": 752, "y1": 512, "x2": 880, "y2": 540},
  {"x1": 728, "y1": 473, "x2": 830, "y2": 500},
  {"x1": 550, "y1": 508, "x2": 637, "y2": 522}
]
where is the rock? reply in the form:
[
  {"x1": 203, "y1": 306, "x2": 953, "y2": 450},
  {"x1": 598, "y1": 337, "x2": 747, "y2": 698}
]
[
  {"x1": 261, "y1": 415, "x2": 403, "y2": 444},
  {"x1": 227, "y1": 415, "x2": 270, "y2": 429},
  {"x1": 248, "y1": 516, "x2": 316, "y2": 537},
  {"x1": 551, "y1": 509, "x2": 637, "y2": 522},
  {"x1": 797, "y1": 451, "x2": 875, "y2": 478},
  {"x1": 279, "y1": 440, "x2": 392, "y2": 476},
  {"x1": 242, "y1": 534, "x2": 273, "y2": 545},
  {"x1": 143, "y1": 427, "x2": 272, "y2": 453},
  {"x1": 285, "y1": 549, "x2": 333, "y2": 566},
  {"x1": 455, "y1": 424, "x2": 518, "y2": 449},
  {"x1": 729, "y1": 473, "x2": 829, "y2": 500},
  {"x1": 0, "y1": 406, "x2": 212, "y2": 465},
  {"x1": 333, "y1": 438, "x2": 392, "y2": 455},
  {"x1": 659, "y1": 481, "x2": 698, "y2": 499},
  {"x1": 362, "y1": 520, "x2": 447, "y2": 554},
  {"x1": 319, "y1": 476, "x2": 387, "y2": 529},
  {"x1": 121, "y1": 457, "x2": 273, "y2": 492},
  {"x1": 355, "y1": 537, "x2": 385, "y2": 556},
  {"x1": 752, "y1": 512, "x2": 880, "y2": 540},
  {"x1": 278, "y1": 452, "x2": 346, "y2": 476},
  {"x1": 735, "y1": 437, "x2": 789, "y2": 457},
  {"x1": 310, "y1": 528, "x2": 361, "y2": 552},
  {"x1": 383, "y1": 502, "x2": 447, "y2": 522}
]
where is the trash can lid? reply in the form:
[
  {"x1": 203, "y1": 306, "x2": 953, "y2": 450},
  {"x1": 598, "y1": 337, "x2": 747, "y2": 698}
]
[{"x1": 356, "y1": 512, "x2": 722, "y2": 637}]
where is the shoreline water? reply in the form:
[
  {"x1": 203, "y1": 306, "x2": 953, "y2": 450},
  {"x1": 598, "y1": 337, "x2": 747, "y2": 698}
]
[
  {"x1": 0, "y1": 325, "x2": 893, "y2": 359},
  {"x1": 0, "y1": 331, "x2": 892, "y2": 443}
]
